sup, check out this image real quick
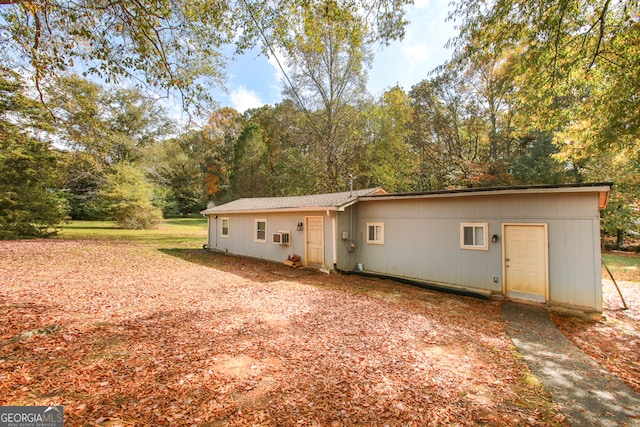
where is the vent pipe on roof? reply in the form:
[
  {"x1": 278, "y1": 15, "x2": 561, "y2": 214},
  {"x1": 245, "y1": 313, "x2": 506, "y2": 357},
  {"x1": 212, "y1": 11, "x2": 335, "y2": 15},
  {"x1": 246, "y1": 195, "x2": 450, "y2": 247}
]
[{"x1": 348, "y1": 174, "x2": 353, "y2": 197}]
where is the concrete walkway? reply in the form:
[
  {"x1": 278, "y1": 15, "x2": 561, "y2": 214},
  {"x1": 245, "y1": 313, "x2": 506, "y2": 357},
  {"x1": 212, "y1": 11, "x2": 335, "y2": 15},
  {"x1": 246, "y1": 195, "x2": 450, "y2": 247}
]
[{"x1": 502, "y1": 301, "x2": 640, "y2": 426}]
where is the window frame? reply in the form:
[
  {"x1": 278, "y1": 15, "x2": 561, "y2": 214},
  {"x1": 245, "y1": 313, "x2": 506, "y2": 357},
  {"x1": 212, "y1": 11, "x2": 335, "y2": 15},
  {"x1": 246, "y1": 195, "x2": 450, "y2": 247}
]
[
  {"x1": 460, "y1": 222, "x2": 489, "y2": 250},
  {"x1": 255, "y1": 219, "x2": 267, "y2": 243},
  {"x1": 366, "y1": 222, "x2": 385, "y2": 245},
  {"x1": 220, "y1": 217, "x2": 229, "y2": 238}
]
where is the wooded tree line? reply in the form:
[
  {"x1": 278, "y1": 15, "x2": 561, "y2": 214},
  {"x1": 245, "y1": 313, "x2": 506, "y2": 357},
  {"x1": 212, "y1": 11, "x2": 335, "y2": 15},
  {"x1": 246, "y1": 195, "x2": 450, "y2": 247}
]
[{"x1": 1, "y1": 0, "x2": 638, "y2": 245}]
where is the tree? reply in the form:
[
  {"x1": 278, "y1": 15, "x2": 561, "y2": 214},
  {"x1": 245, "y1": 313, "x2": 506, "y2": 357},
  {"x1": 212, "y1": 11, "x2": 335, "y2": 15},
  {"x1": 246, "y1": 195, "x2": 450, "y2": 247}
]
[
  {"x1": 60, "y1": 150, "x2": 106, "y2": 220},
  {"x1": 0, "y1": 67, "x2": 67, "y2": 238},
  {"x1": 573, "y1": 148, "x2": 640, "y2": 248},
  {"x1": 362, "y1": 86, "x2": 417, "y2": 192},
  {"x1": 230, "y1": 121, "x2": 268, "y2": 198},
  {"x1": 509, "y1": 132, "x2": 570, "y2": 185},
  {"x1": 51, "y1": 76, "x2": 175, "y2": 219},
  {"x1": 99, "y1": 162, "x2": 163, "y2": 229},
  {"x1": 250, "y1": 101, "x2": 318, "y2": 196},
  {"x1": 450, "y1": 0, "x2": 640, "y2": 154},
  {"x1": 52, "y1": 76, "x2": 174, "y2": 165},
  {"x1": 280, "y1": 0, "x2": 372, "y2": 192},
  {"x1": 156, "y1": 133, "x2": 209, "y2": 216},
  {"x1": 409, "y1": 73, "x2": 490, "y2": 190},
  {"x1": 0, "y1": 0, "x2": 411, "y2": 112},
  {"x1": 200, "y1": 107, "x2": 244, "y2": 202}
]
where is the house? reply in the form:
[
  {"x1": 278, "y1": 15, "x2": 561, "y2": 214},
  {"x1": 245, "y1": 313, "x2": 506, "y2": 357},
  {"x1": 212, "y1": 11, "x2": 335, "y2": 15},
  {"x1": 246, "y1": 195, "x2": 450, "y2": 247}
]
[
  {"x1": 201, "y1": 183, "x2": 611, "y2": 312},
  {"x1": 201, "y1": 188, "x2": 387, "y2": 269}
]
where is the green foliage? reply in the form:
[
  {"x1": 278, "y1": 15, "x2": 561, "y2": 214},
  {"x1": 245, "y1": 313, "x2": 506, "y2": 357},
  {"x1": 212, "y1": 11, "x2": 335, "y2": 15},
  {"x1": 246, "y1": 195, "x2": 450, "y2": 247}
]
[
  {"x1": 157, "y1": 133, "x2": 209, "y2": 216},
  {"x1": 250, "y1": 102, "x2": 318, "y2": 196},
  {"x1": 0, "y1": 135, "x2": 68, "y2": 239},
  {"x1": 52, "y1": 76, "x2": 175, "y2": 165},
  {"x1": 509, "y1": 132, "x2": 570, "y2": 185},
  {"x1": 99, "y1": 162, "x2": 163, "y2": 230},
  {"x1": 584, "y1": 149, "x2": 640, "y2": 247},
  {"x1": 409, "y1": 73, "x2": 490, "y2": 189},
  {"x1": 51, "y1": 76, "x2": 175, "y2": 220},
  {"x1": 280, "y1": 1, "x2": 372, "y2": 192},
  {"x1": 1, "y1": 0, "x2": 410, "y2": 111},
  {"x1": 200, "y1": 107, "x2": 245, "y2": 202},
  {"x1": 450, "y1": 0, "x2": 640, "y2": 171},
  {"x1": 231, "y1": 121, "x2": 268, "y2": 198},
  {"x1": 362, "y1": 86, "x2": 417, "y2": 192},
  {"x1": 0, "y1": 68, "x2": 67, "y2": 239},
  {"x1": 59, "y1": 151, "x2": 106, "y2": 220}
]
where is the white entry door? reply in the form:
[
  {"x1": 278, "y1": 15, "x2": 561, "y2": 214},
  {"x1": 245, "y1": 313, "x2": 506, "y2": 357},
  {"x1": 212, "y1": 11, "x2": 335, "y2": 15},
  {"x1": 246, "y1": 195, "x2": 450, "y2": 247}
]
[
  {"x1": 504, "y1": 224, "x2": 548, "y2": 303},
  {"x1": 306, "y1": 216, "x2": 324, "y2": 266}
]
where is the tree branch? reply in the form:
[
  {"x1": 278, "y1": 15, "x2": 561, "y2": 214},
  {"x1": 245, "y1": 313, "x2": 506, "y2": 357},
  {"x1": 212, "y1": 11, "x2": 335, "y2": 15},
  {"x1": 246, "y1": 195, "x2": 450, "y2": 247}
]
[
  {"x1": 27, "y1": 3, "x2": 55, "y2": 119},
  {"x1": 588, "y1": 0, "x2": 611, "y2": 70}
]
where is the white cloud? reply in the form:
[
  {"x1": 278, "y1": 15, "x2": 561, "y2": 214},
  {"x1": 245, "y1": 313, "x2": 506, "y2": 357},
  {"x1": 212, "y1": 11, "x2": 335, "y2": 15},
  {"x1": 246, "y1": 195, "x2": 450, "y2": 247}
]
[
  {"x1": 400, "y1": 43, "x2": 430, "y2": 64},
  {"x1": 265, "y1": 47, "x2": 290, "y2": 98},
  {"x1": 266, "y1": 46, "x2": 290, "y2": 81},
  {"x1": 230, "y1": 85, "x2": 265, "y2": 112},
  {"x1": 367, "y1": 0, "x2": 457, "y2": 94}
]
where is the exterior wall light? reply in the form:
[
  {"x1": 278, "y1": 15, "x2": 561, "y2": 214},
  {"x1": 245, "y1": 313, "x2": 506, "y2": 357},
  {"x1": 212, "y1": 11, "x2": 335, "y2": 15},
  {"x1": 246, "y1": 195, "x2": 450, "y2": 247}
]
[
  {"x1": 492, "y1": 234, "x2": 499, "y2": 243},
  {"x1": 297, "y1": 222, "x2": 304, "y2": 231}
]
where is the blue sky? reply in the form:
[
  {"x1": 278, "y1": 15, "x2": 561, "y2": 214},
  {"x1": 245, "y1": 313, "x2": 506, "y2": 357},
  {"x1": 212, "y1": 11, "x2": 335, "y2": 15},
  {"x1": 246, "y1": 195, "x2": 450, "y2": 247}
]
[{"x1": 211, "y1": 0, "x2": 458, "y2": 112}]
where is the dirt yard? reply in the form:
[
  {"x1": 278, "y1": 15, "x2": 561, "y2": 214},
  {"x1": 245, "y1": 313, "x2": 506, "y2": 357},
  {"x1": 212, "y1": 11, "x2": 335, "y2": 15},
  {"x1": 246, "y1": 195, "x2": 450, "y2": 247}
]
[{"x1": 1, "y1": 238, "x2": 627, "y2": 426}]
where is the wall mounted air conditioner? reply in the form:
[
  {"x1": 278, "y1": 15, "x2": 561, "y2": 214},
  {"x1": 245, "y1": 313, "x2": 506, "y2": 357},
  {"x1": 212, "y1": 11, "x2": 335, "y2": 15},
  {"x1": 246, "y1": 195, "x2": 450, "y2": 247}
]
[{"x1": 272, "y1": 232, "x2": 290, "y2": 245}]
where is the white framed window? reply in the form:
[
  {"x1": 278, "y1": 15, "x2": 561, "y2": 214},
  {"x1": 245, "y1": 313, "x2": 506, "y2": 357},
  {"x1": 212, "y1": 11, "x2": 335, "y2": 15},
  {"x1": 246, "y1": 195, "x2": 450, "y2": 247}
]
[
  {"x1": 220, "y1": 217, "x2": 229, "y2": 237},
  {"x1": 460, "y1": 222, "x2": 488, "y2": 250},
  {"x1": 255, "y1": 219, "x2": 267, "y2": 243},
  {"x1": 366, "y1": 222, "x2": 385, "y2": 244}
]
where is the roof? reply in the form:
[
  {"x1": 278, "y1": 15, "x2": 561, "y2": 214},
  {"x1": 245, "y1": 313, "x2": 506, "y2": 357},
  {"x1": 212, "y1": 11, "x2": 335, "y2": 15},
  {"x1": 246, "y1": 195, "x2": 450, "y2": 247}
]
[
  {"x1": 200, "y1": 187, "x2": 387, "y2": 215},
  {"x1": 359, "y1": 182, "x2": 612, "y2": 210},
  {"x1": 201, "y1": 183, "x2": 612, "y2": 215}
]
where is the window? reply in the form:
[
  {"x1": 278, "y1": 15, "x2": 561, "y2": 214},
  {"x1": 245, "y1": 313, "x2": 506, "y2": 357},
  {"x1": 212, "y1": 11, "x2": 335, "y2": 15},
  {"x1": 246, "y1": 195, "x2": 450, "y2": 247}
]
[
  {"x1": 460, "y1": 222, "x2": 488, "y2": 250},
  {"x1": 255, "y1": 219, "x2": 267, "y2": 242},
  {"x1": 220, "y1": 218, "x2": 229, "y2": 237},
  {"x1": 366, "y1": 222, "x2": 384, "y2": 244}
]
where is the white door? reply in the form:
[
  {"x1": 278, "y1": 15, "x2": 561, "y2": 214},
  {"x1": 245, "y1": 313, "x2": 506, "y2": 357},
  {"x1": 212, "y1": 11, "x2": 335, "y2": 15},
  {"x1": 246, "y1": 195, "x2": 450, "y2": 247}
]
[
  {"x1": 504, "y1": 224, "x2": 548, "y2": 303},
  {"x1": 306, "y1": 216, "x2": 324, "y2": 266}
]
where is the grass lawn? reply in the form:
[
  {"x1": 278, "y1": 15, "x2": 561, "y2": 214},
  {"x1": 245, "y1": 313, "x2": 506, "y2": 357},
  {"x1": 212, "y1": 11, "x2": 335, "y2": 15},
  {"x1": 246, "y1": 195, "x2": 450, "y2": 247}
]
[
  {"x1": 602, "y1": 252, "x2": 640, "y2": 282},
  {"x1": 59, "y1": 218, "x2": 208, "y2": 249},
  {"x1": 1, "y1": 221, "x2": 638, "y2": 425}
]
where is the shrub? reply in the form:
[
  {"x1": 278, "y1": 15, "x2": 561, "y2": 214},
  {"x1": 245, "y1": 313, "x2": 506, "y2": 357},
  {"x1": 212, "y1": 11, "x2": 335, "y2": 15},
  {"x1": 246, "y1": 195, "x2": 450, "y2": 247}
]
[{"x1": 99, "y1": 162, "x2": 163, "y2": 230}]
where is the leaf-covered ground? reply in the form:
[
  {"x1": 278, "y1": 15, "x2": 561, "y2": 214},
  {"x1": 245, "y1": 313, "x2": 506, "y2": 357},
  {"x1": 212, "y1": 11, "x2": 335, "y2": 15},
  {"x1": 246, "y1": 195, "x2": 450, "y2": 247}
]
[
  {"x1": 551, "y1": 253, "x2": 640, "y2": 395},
  {"x1": 1, "y1": 239, "x2": 569, "y2": 426}
]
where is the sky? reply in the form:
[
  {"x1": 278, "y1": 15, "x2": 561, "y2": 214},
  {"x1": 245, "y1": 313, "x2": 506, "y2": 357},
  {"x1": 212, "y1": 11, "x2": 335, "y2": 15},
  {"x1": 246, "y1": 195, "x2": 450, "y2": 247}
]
[{"x1": 210, "y1": 0, "x2": 459, "y2": 113}]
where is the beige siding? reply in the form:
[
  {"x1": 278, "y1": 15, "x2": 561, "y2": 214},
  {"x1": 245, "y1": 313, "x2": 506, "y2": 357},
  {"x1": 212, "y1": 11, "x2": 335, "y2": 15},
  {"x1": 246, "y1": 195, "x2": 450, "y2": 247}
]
[
  {"x1": 350, "y1": 192, "x2": 603, "y2": 311},
  {"x1": 207, "y1": 211, "x2": 335, "y2": 267}
]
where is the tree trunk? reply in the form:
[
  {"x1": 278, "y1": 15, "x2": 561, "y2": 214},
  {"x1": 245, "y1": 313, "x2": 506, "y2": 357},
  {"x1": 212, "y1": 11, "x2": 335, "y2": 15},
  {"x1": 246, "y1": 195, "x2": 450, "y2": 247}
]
[{"x1": 616, "y1": 229, "x2": 625, "y2": 248}]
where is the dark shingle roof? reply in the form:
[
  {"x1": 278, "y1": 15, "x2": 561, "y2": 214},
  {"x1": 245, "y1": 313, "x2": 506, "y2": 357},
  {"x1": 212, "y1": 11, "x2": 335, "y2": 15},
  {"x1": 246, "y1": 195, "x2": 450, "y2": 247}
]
[{"x1": 201, "y1": 188, "x2": 385, "y2": 214}]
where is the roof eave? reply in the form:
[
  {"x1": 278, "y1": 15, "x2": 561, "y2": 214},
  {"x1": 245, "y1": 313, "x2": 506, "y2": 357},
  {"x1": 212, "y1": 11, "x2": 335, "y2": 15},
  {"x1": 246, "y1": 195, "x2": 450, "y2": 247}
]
[
  {"x1": 359, "y1": 184, "x2": 612, "y2": 209},
  {"x1": 200, "y1": 206, "x2": 340, "y2": 215}
]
